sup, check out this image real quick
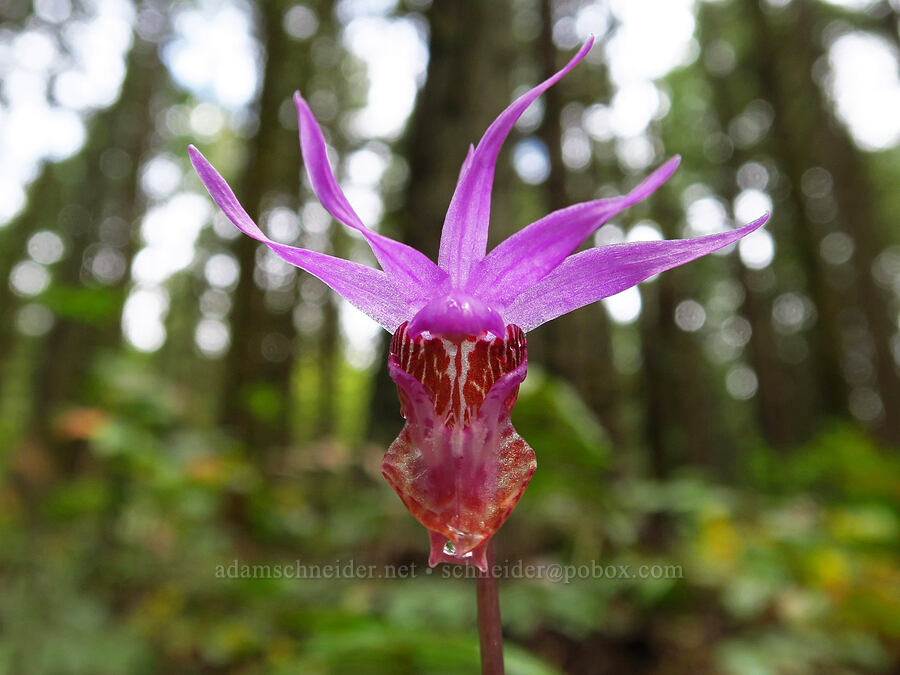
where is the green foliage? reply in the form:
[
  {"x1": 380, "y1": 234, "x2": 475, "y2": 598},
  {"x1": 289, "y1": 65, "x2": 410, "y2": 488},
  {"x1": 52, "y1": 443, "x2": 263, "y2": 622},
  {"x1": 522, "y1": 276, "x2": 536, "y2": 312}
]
[
  {"x1": 43, "y1": 285, "x2": 124, "y2": 324},
  {"x1": 3, "y1": 353, "x2": 898, "y2": 673},
  {"x1": 515, "y1": 366, "x2": 610, "y2": 483}
]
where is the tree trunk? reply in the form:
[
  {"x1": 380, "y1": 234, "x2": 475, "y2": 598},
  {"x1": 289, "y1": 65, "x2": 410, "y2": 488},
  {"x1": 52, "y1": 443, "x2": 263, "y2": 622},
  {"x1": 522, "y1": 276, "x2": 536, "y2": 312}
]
[
  {"x1": 741, "y1": 0, "x2": 851, "y2": 432},
  {"x1": 747, "y1": 0, "x2": 900, "y2": 442},
  {"x1": 25, "y1": 35, "x2": 163, "y2": 448},
  {"x1": 699, "y1": 1, "x2": 806, "y2": 448},
  {"x1": 219, "y1": 0, "x2": 324, "y2": 450}
]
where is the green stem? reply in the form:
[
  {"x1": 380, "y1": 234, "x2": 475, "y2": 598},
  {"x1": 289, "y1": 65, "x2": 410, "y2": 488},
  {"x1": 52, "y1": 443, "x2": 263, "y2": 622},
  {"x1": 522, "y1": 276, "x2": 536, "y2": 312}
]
[{"x1": 476, "y1": 540, "x2": 504, "y2": 675}]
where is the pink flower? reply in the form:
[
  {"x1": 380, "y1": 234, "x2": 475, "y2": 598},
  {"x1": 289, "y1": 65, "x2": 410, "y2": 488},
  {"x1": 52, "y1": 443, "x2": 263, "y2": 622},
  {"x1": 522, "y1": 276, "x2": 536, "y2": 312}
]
[{"x1": 189, "y1": 38, "x2": 768, "y2": 572}]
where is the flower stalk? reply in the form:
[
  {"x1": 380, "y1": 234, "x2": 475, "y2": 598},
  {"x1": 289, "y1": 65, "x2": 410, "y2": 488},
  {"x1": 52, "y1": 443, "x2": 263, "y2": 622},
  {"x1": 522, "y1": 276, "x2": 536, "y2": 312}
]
[{"x1": 476, "y1": 540, "x2": 504, "y2": 675}]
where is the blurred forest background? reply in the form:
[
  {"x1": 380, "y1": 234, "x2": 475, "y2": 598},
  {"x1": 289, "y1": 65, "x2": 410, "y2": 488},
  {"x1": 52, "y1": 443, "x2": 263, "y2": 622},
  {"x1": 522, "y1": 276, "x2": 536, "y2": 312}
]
[{"x1": 2, "y1": 0, "x2": 900, "y2": 673}]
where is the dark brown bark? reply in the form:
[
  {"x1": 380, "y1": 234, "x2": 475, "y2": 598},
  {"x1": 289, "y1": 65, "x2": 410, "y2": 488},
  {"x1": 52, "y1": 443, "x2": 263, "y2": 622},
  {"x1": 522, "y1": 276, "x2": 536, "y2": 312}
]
[
  {"x1": 315, "y1": 287, "x2": 339, "y2": 438},
  {"x1": 747, "y1": 0, "x2": 900, "y2": 442},
  {"x1": 743, "y1": 0, "x2": 850, "y2": 429},
  {"x1": 738, "y1": 265, "x2": 797, "y2": 446},
  {"x1": 829, "y1": 139, "x2": 900, "y2": 441},
  {"x1": 638, "y1": 191, "x2": 722, "y2": 472},
  {"x1": 699, "y1": 2, "x2": 804, "y2": 448},
  {"x1": 0, "y1": 173, "x2": 54, "y2": 401},
  {"x1": 25, "y1": 35, "x2": 163, "y2": 446},
  {"x1": 639, "y1": 283, "x2": 674, "y2": 479},
  {"x1": 219, "y1": 0, "x2": 321, "y2": 449}
]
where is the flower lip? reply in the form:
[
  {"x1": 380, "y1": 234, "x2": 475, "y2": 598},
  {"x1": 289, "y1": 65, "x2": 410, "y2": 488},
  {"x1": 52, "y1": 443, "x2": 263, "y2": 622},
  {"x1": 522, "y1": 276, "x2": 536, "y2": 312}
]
[{"x1": 406, "y1": 291, "x2": 505, "y2": 339}]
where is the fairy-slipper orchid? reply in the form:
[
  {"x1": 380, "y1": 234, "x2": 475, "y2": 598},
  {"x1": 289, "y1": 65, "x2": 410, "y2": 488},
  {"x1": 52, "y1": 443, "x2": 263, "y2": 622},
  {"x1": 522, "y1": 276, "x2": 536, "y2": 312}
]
[{"x1": 189, "y1": 37, "x2": 769, "y2": 572}]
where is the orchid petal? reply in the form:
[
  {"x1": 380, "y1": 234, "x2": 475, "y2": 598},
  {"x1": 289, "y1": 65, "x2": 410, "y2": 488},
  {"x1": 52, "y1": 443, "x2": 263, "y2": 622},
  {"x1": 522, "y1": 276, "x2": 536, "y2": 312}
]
[
  {"x1": 382, "y1": 326, "x2": 535, "y2": 565},
  {"x1": 294, "y1": 93, "x2": 447, "y2": 302},
  {"x1": 189, "y1": 145, "x2": 412, "y2": 332},
  {"x1": 472, "y1": 156, "x2": 681, "y2": 304},
  {"x1": 504, "y1": 213, "x2": 770, "y2": 331},
  {"x1": 407, "y1": 289, "x2": 505, "y2": 339},
  {"x1": 456, "y1": 143, "x2": 475, "y2": 186},
  {"x1": 437, "y1": 38, "x2": 595, "y2": 285}
]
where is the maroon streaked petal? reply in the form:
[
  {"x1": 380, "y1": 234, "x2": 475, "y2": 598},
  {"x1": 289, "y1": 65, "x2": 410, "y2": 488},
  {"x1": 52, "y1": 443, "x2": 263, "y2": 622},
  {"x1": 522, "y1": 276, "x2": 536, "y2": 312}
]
[
  {"x1": 389, "y1": 322, "x2": 527, "y2": 428},
  {"x1": 437, "y1": 38, "x2": 595, "y2": 286},
  {"x1": 294, "y1": 93, "x2": 447, "y2": 302},
  {"x1": 471, "y1": 156, "x2": 680, "y2": 304},
  {"x1": 382, "y1": 325, "x2": 535, "y2": 566},
  {"x1": 504, "y1": 213, "x2": 770, "y2": 331},
  {"x1": 189, "y1": 145, "x2": 413, "y2": 331}
]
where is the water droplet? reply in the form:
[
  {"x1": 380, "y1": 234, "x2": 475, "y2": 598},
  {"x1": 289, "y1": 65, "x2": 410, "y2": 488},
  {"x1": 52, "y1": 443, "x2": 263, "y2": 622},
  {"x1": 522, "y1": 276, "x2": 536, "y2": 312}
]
[{"x1": 443, "y1": 540, "x2": 456, "y2": 556}]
